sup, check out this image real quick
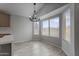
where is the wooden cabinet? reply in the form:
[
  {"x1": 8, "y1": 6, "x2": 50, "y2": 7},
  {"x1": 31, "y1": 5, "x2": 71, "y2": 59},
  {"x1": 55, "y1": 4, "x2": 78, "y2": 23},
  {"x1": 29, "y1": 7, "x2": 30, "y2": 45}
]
[{"x1": 0, "y1": 13, "x2": 10, "y2": 27}]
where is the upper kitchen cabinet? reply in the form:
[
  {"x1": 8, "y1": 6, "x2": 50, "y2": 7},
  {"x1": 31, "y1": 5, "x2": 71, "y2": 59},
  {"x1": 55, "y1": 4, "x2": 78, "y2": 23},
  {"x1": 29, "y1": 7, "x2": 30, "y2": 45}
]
[{"x1": 0, "y1": 12, "x2": 10, "y2": 27}]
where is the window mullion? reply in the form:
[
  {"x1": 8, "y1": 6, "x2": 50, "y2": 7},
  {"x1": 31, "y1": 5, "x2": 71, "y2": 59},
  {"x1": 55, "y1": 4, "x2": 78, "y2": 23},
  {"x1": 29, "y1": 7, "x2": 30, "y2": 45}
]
[{"x1": 49, "y1": 19, "x2": 50, "y2": 37}]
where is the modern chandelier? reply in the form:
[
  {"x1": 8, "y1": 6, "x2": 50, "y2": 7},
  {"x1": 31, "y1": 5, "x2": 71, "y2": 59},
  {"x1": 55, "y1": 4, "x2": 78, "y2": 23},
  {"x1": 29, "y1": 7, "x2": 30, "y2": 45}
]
[{"x1": 29, "y1": 3, "x2": 40, "y2": 22}]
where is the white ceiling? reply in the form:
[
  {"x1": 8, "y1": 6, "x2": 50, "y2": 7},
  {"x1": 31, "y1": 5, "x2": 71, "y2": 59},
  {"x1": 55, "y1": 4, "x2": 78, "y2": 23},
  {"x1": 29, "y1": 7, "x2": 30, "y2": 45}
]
[
  {"x1": 0, "y1": 3, "x2": 44, "y2": 17},
  {"x1": 0, "y1": 3, "x2": 66, "y2": 17}
]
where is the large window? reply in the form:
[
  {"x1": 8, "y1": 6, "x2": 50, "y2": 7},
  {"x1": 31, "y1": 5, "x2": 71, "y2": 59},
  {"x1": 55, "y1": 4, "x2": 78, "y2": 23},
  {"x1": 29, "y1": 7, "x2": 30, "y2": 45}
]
[
  {"x1": 42, "y1": 20, "x2": 49, "y2": 36},
  {"x1": 41, "y1": 16, "x2": 59, "y2": 37},
  {"x1": 34, "y1": 22, "x2": 39, "y2": 35},
  {"x1": 50, "y1": 17, "x2": 59, "y2": 37},
  {"x1": 33, "y1": 16, "x2": 60, "y2": 38},
  {"x1": 66, "y1": 9, "x2": 70, "y2": 41},
  {"x1": 65, "y1": 9, "x2": 71, "y2": 42}
]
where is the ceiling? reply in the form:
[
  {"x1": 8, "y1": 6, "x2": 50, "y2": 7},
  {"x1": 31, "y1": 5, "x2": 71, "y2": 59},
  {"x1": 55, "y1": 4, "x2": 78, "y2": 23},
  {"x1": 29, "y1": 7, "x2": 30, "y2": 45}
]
[
  {"x1": 0, "y1": 3, "x2": 44, "y2": 17},
  {"x1": 0, "y1": 3, "x2": 66, "y2": 17}
]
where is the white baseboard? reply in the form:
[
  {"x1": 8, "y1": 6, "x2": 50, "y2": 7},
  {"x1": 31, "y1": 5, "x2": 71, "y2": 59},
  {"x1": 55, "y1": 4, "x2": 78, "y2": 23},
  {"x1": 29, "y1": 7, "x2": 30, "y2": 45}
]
[
  {"x1": 12, "y1": 39, "x2": 32, "y2": 44},
  {"x1": 41, "y1": 39, "x2": 61, "y2": 49}
]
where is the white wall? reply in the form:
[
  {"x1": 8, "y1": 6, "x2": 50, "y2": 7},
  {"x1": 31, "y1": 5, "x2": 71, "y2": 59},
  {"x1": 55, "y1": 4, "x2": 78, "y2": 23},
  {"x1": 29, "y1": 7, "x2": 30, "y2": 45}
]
[{"x1": 10, "y1": 15, "x2": 32, "y2": 43}]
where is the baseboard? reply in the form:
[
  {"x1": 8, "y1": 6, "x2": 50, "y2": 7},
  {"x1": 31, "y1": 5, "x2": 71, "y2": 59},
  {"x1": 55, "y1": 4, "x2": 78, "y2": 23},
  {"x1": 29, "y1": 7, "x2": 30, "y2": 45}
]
[
  {"x1": 62, "y1": 48, "x2": 70, "y2": 56},
  {"x1": 40, "y1": 39, "x2": 61, "y2": 49},
  {"x1": 12, "y1": 39, "x2": 32, "y2": 44}
]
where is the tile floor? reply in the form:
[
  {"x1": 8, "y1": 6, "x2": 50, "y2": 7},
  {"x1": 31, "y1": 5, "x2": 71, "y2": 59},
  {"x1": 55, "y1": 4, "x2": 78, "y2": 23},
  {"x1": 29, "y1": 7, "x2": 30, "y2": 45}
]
[{"x1": 12, "y1": 40, "x2": 66, "y2": 56}]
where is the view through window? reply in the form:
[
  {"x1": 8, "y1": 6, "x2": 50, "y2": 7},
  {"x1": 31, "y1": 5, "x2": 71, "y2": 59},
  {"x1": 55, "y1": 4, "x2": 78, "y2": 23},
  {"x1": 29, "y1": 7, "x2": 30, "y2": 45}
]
[
  {"x1": 42, "y1": 20, "x2": 49, "y2": 36},
  {"x1": 63, "y1": 8, "x2": 71, "y2": 42},
  {"x1": 50, "y1": 17, "x2": 59, "y2": 37},
  {"x1": 65, "y1": 9, "x2": 71, "y2": 42},
  {"x1": 33, "y1": 16, "x2": 60, "y2": 38},
  {"x1": 34, "y1": 22, "x2": 39, "y2": 35}
]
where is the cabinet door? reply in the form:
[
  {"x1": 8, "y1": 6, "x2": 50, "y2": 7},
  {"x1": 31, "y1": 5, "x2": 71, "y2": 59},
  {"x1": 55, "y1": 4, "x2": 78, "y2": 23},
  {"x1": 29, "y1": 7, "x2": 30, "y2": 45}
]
[
  {"x1": 0, "y1": 43, "x2": 11, "y2": 56},
  {"x1": 0, "y1": 13, "x2": 10, "y2": 27}
]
